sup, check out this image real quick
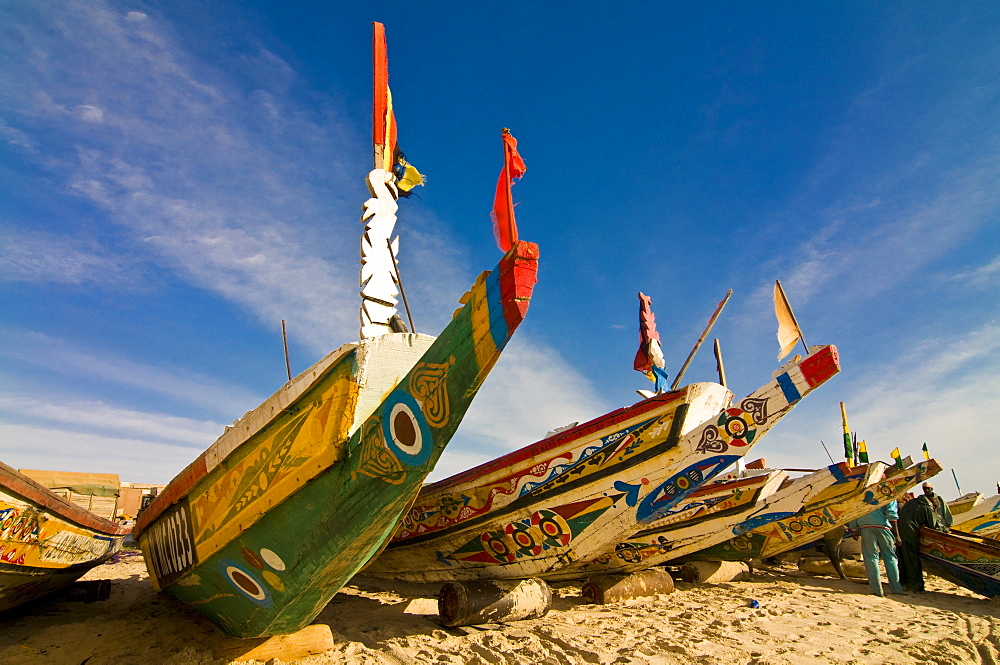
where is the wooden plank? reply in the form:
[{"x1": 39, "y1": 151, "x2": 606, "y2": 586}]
[{"x1": 212, "y1": 624, "x2": 334, "y2": 662}]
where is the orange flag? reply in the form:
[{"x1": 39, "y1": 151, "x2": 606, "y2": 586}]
[{"x1": 492, "y1": 128, "x2": 526, "y2": 252}]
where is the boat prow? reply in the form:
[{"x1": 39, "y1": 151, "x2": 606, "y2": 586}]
[{"x1": 0, "y1": 462, "x2": 128, "y2": 612}]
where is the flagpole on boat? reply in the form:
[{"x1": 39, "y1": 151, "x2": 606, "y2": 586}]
[
  {"x1": 713, "y1": 338, "x2": 727, "y2": 387},
  {"x1": 282, "y1": 319, "x2": 292, "y2": 381},
  {"x1": 388, "y1": 238, "x2": 416, "y2": 332},
  {"x1": 670, "y1": 289, "x2": 732, "y2": 390},
  {"x1": 819, "y1": 440, "x2": 836, "y2": 464}
]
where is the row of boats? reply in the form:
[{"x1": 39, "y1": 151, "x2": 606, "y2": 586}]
[{"x1": 2, "y1": 22, "x2": 997, "y2": 641}]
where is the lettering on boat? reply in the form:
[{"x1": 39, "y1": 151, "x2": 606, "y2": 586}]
[{"x1": 145, "y1": 501, "x2": 197, "y2": 587}]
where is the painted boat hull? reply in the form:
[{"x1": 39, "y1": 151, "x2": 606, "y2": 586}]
[
  {"x1": 575, "y1": 463, "x2": 853, "y2": 576},
  {"x1": 133, "y1": 241, "x2": 538, "y2": 638},
  {"x1": 952, "y1": 494, "x2": 1000, "y2": 537},
  {"x1": 364, "y1": 345, "x2": 840, "y2": 582},
  {"x1": 676, "y1": 459, "x2": 941, "y2": 563},
  {"x1": 920, "y1": 527, "x2": 1000, "y2": 598},
  {"x1": 0, "y1": 462, "x2": 127, "y2": 612}
]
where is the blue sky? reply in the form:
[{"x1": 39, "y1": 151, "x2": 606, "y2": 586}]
[{"x1": 2, "y1": 2, "x2": 998, "y2": 499}]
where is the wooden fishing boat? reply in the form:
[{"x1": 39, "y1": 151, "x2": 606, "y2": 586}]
[
  {"x1": 949, "y1": 492, "x2": 984, "y2": 518},
  {"x1": 1, "y1": 462, "x2": 128, "y2": 612},
  {"x1": 363, "y1": 344, "x2": 840, "y2": 582},
  {"x1": 919, "y1": 527, "x2": 1000, "y2": 598},
  {"x1": 564, "y1": 462, "x2": 854, "y2": 578},
  {"x1": 952, "y1": 495, "x2": 1000, "y2": 537},
  {"x1": 674, "y1": 458, "x2": 941, "y2": 563},
  {"x1": 131, "y1": 23, "x2": 539, "y2": 638}
]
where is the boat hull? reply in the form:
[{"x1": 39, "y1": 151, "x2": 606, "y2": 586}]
[
  {"x1": 0, "y1": 463, "x2": 127, "y2": 612},
  {"x1": 365, "y1": 345, "x2": 841, "y2": 582},
  {"x1": 134, "y1": 241, "x2": 538, "y2": 637},
  {"x1": 920, "y1": 528, "x2": 1000, "y2": 598},
  {"x1": 576, "y1": 463, "x2": 851, "y2": 576},
  {"x1": 676, "y1": 459, "x2": 941, "y2": 563}
]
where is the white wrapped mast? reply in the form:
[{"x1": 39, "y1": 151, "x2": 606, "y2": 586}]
[{"x1": 360, "y1": 169, "x2": 402, "y2": 338}]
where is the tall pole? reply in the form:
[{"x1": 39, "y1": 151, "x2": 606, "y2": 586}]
[
  {"x1": 671, "y1": 289, "x2": 733, "y2": 390},
  {"x1": 713, "y1": 338, "x2": 727, "y2": 387},
  {"x1": 388, "y1": 238, "x2": 415, "y2": 333},
  {"x1": 281, "y1": 319, "x2": 292, "y2": 382},
  {"x1": 952, "y1": 469, "x2": 962, "y2": 496},
  {"x1": 820, "y1": 440, "x2": 836, "y2": 465}
]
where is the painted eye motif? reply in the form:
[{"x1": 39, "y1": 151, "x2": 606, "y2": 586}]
[
  {"x1": 226, "y1": 565, "x2": 268, "y2": 602},
  {"x1": 380, "y1": 390, "x2": 433, "y2": 466},
  {"x1": 389, "y1": 402, "x2": 422, "y2": 456}
]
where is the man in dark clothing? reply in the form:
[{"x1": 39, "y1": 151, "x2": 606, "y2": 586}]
[{"x1": 897, "y1": 483, "x2": 953, "y2": 592}]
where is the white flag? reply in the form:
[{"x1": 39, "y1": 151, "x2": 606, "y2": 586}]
[{"x1": 774, "y1": 281, "x2": 801, "y2": 360}]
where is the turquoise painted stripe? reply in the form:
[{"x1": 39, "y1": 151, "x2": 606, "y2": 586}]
[
  {"x1": 484, "y1": 267, "x2": 508, "y2": 351},
  {"x1": 776, "y1": 372, "x2": 801, "y2": 404}
]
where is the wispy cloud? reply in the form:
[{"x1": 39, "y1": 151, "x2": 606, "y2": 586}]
[
  {"x1": 762, "y1": 321, "x2": 1000, "y2": 496},
  {"x1": 0, "y1": 229, "x2": 141, "y2": 285},
  {"x1": 0, "y1": 423, "x2": 204, "y2": 485},
  {"x1": 948, "y1": 255, "x2": 1000, "y2": 287},
  {"x1": 0, "y1": 328, "x2": 263, "y2": 417},
  {"x1": 0, "y1": 394, "x2": 221, "y2": 447}
]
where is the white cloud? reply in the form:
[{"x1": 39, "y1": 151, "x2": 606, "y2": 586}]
[
  {"x1": 0, "y1": 424, "x2": 201, "y2": 485},
  {"x1": 0, "y1": 230, "x2": 134, "y2": 285},
  {"x1": 0, "y1": 394, "x2": 222, "y2": 446},
  {"x1": 0, "y1": 328, "x2": 264, "y2": 417},
  {"x1": 762, "y1": 321, "x2": 1000, "y2": 498}
]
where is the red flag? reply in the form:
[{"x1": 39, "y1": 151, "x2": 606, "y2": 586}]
[
  {"x1": 492, "y1": 128, "x2": 526, "y2": 252},
  {"x1": 372, "y1": 23, "x2": 396, "y2": 171}
]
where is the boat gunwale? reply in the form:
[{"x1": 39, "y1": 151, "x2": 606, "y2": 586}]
[
  {"x1": 419, "y1": 383, "x2": 731, "y2": 495},
  {"x1": 0, "y1": 462, "x2": 128, "y2": 536}
]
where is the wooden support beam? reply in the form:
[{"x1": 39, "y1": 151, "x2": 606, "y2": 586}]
[{"x1": 212, "y1": 624, "x2": 335, "y2": 662}]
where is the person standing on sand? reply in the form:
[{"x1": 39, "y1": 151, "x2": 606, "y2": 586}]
[
  {"x1": 897, "y1": 482, "x2": 953, "y2": 593},
  {"x1": 848, "y1": 501, "x2": 904, "y2": 597}
]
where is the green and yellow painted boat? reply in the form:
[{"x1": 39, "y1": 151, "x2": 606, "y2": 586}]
[{"x1": 132, "y1": 22, "x2": 540, "y2": 638}]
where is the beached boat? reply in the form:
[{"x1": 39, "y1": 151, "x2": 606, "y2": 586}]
[
  {"x1": 920, "y1": 528, "x2": 1000, "y2": 598},
  {"x1": 949, "y1": 492, "x2": 984, "y2": 518},
  {"x1": 562, "y1": 462, "x2": 854, "y2": 578},
  {"x1": 951, "y1": 495, "x2": 1000, "y2": 537},
  {"x1": 131, "y1": 24, "x2": 539, "y2": 638},
  {"x1": 0, "y1": 462, "x2": 128, "y2": 612},
  {"x1": 674, "y1": 458, "x2": 941, "y2": 564},
  {"x1": 363, "y1": 344, "x2": 840, "y2": 582}
]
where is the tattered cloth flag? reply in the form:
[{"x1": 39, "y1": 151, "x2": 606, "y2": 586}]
[
  {"x1": 491, "y1": 128, "x2": 527, "y2": 252},
  {"x1": 774, "y1": 280, "x2": 804, "y2": 361},
  {"x1": 634, "y1": 292, "x2": 670, "y2": 392},
  {"x1": 373, "y1": 22, "x2": 425, "y2": 196},
  {"x1": 858, "y1": 439, "x2": 869, "y2": 464},
  {"x1": 922, "y1": 442, "x2": 930, "y2": 460},
  {"x1": 891, "y1": 447, "x2": 904, "y2": 470}
]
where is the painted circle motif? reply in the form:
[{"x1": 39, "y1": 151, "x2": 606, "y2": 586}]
[
  {"x1": 220, "y1": 560, "x2": 273, "y2": 607},
  {"x1": 380, "y1": 390, "x2": 433, "y2": 466},
  {"x1": 482, "y1": 531, "x2": 514, "y2": 562},
  {"x1": 720, "y1": 409, "x2": 755, "y2": 447},
  {"x1": 807, "y1": 514, "x2": 826, "y2": 528},
  {"x1": 509, "y1": 524, "x2": 537, "y2": 554},
  {"x1": 788, "y1": 520, "x2": 805, "y2": 533},
  {"x1": 615, "y1": 542, "x2": 643, "y2": 564}
]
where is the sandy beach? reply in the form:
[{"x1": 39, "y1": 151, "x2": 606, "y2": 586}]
[{"x1": 1, "y1": 551, "x2": 997, "y2": 665}]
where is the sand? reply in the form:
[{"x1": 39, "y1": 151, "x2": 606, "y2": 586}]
[{"x1": 1, "y1": 551, "x2": 998, "y2": 665}]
